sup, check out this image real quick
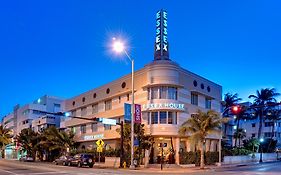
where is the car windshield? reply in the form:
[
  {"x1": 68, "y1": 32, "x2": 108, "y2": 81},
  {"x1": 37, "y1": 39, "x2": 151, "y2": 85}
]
[{"x1": 82, "y1": 154, "x2": 92, "y2": 158}]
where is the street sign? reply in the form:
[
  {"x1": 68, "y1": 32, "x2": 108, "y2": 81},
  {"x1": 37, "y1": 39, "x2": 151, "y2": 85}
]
[
  {"x1": 97, "y1": 146, "x2": 103, "y2": 153},
  {"x1": 96, "y1": 139, "x2": 104, "y2": 146},
  {"x1": 134, "y1": 104, "x2": 142, "y2": 124},
  {"x1": 100, "y1": 118, "x2": 116, "y2": 125},
  {"x1": 124, "y1": 103, "x2": 131, "y2": 123}
]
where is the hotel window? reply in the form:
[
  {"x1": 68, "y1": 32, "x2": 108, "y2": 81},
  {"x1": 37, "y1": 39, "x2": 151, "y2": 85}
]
[
  {"x1": 91, "y1": 123, "x2": 98, "y2": 132},
  {"x1": 151, "y1": 112, "x2": 158, "y2": 124},
  {"x1": 80, "y1": 125, "x2": 86, "y2": 134},
  {"x1": 252, "y1": 123, "x2": 256, "y2": 127},
  {"x1": 191, "y1": 93, "x2": 198, "y2": 105},
  {"x1": 104, "y1": 124, "x2": 111, "y2": 130},
  {"x1": 105, "y1": 100, "x2": 112, "y2": 111},
  {"x1": 72, "y1": 110, "x2": 76, "y2": 117},
  {"x1": 148, "y1": 114, "x2": 150, "y2": 124},
  {"x1": 159, "y1": 111, "x2": 167, "y2": 124},
  {"x1": 264, "y1": 132, "x2": 271, "y2": 138},
  {"x1": 167, "y1": 87, "x2": 177, "y2": 100},
  {"x1": 168, "y1": 112, "x2": 177, "y2": 124},
  {"x1": 160, "y1": 87, "x2": 168, "y2": 99},
  {"x1": 81, "y1": 107, "x2": 87, "y2": 116},
  {"x1": 71, "y1": 127, "x2": 76, "y2": 134},
  {"x1": 252, "y1": 133, "x2": 255, "y2": 138},
  {"x1": 92, "y1": 104, "x2": 98, "y2": 114},
  {"x1": 205, "y1": 98, "x2": 211, "y2": 109},
  {"x1": 148, "y1": 86, "x2": 178, "y2": 100},
  {"x1": 151, "y1": 87, "x2": 159, "y2": 99}
]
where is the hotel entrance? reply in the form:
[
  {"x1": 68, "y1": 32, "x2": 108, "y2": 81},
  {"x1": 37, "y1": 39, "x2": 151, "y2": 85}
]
[{"x1": 149, "y1": 137, "x2": 175, "y2": 164}]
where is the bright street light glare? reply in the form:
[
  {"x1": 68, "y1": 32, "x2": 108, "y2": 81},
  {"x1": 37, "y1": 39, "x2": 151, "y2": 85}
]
[{"x1": 113, "y1": 40, "x2": 125, "y2": 53}]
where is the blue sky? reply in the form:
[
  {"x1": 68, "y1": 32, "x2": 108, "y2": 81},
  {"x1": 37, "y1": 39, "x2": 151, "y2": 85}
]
[{"x1": 0, "y1": 0, "x2": 281, "y2": 118}]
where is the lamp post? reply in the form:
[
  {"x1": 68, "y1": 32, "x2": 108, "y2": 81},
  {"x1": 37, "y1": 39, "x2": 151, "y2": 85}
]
[
  {"x1": 112, "y1": 39, "x2": 135, "y2": 169},
  {"x1": 259, "y1": 138, "x2": 264, "y2": 163}
]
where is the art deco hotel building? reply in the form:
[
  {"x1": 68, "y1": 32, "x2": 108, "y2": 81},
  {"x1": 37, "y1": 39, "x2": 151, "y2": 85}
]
[{"x1": 61, "y1": 10, "x2": 222, "y2": 165}]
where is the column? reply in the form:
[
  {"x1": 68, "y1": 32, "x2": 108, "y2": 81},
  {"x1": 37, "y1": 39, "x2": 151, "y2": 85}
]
[
  {"x1": 205, "y1": 139, "x2": 211, "y2": 152},
  {"x1": 144, "y1": 149, "x2": 150, "y2": 168}
]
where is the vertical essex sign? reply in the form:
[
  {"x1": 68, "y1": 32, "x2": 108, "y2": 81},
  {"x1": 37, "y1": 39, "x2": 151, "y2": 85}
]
[
  {"x1": 134, "y1": 104, "x2": 142, "y2": 124},
  {"x1": 154, "y1": 9, "x2": 169, "y2": 60}
]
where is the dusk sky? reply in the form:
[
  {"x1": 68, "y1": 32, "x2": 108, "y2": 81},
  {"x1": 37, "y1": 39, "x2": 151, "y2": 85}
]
[{"x1": 1, "y1": 0, "x2": 281, "y2": 119}]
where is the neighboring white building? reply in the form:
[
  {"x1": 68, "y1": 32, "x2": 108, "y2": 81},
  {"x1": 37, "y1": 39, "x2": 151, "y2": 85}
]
[{"x1": 1, "y1": 95, "x2": 64, "y2": 159}]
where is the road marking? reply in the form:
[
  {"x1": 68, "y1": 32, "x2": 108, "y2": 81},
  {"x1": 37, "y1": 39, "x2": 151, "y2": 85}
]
[
  {"x1": 0, "y1": 169, "x2": 19, "y2": 175},
  {"x1": 27, "y1": 172, "x2": 67, "y2": 175}
]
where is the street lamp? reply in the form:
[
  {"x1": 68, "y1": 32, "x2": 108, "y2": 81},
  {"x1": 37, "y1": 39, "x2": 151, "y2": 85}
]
[
  {"x1": 259, "y1": 138, "x2": 264, "y2": 163},
  {"x1": 112, "y1": 38, "x2": 135, "y2": 169}
]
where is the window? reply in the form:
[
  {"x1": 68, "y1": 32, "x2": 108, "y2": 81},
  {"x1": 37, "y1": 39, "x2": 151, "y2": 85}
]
[
  {"x1": 127, "y1": 94, "x2": 130, "y2": 101},
  {"x1": 207, "y1": 86, "x2": 211, "y2": 92},
  {"x1": 105, "y1": 100, "x2": 112, "y2": 111},
  {"x1": 205, "y1": 98, "x2": 211, "y2": 109},
  {"x1": 160, "y1": 111, "x2": 167, "y2": 124},
  {"x1": 151, "y1": 87, "x2": 159, "y2": 99},
  {"x1": 252, "y1": 133, "x2": 256, "y2": 138},
  {"x1": 168, "y1": 112, "x2": 177, "y2": 124},
  {"x1": 201, "y1": 83, "x2": 205, "y2": 89},
  {"x1": 265, "y1": 122, "x2": 274, "y2": 127},
  {"x1": 148, "y1": 86, "x2": 178, "y2": 100},
  {"x1": 279, "y1": 122, "x2": 281, "y2": 127},
  {"x1": 72, "y1": 110, "x2": 76, "y2": 117},
  {"x1": 191, "y1": 93, "x2": 198, "y2": 105},
  {"x1": 193, "y1": 80, "x2": 197, "y2": 87},
  {"x1": 264, "y1": 132, "x2": 271, "y2": 138},
  {"x1": 148, "y1": 114, "x2": 150, "y2": 124},
  {"x1": 252, "y1": 123, "x2": 256, "y2": 127},
  {"x1": 92, "y1": 104, "x2": 98, "y2": 114},
  {"x1": 81, "y1": 107, "x2": 87, "y2": 116},
  {"x1": 71, "y1": 127, "x2": 76, "y2": 133},
  {"x1": 168, "y1": 87, "x2": 177, "y2": 100},
  {"x1": 106, "y1": 88, "x2": 110, "y2": 94},
  {"x1": 91, "y1": 123, "x2": 98, "y2": 132},
  {"x1": 121, "y1": 82, "x2": 126, "y2": 88},
  {"x1": 151, "y1": 112, "x2": 158, "y2": 124},
  {"x1": 54, "y1": 104, "x2": 61, "y2": 108},
  {"x1": 278, "y1": 132, "x2": 281, "y2": 138},
  {"x1": 104, "y1": 124, "x2": 111, "y2": 130},
  {"x1": 80, "y1": 125, "x2": 86, "y2": 134},
  {"x1": 160, "y1": 87, "x2": 168, "y2": 99}
]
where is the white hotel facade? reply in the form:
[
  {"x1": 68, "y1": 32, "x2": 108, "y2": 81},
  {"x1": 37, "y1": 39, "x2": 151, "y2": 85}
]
[{"x1": 62, "y1": 10, "x2": 223, "y2": 165}]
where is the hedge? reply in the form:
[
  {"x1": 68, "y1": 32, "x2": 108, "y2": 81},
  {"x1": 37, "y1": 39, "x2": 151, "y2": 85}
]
[{"x1": 179, "y1": 151, "x2": 219, "y2": 166}]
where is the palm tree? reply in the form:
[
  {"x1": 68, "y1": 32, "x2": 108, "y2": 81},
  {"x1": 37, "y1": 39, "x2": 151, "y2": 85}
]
[
  {"x1": 179, "y1": 110, "x2": 228, "y2": 169},
  {"x1": 222, "y1": 93, "x2": 242, "y2": 140},
  {"x1": 233, "y1": 105, "x2": 250, "y2": 147},
  {"x1": 0, "y1": 125, "x2": 12, "y2": 158},
  {"x1": 40, "y1": 126, "x2": 77, "y2": 157},
  {"x1": 249, "y1": 88, "x2": 280, "y2": 139},
  {"x1": 16, "y1": 128, "x2": 39, "y2": 159},
  {"x1": 233, "y1": 128, "x2": 246, "y2": 147}
]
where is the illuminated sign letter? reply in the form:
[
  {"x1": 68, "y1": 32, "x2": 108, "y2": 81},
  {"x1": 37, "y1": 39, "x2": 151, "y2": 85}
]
[{"x1": 163, "y1": 11, "x2": 167, "y2": 19}]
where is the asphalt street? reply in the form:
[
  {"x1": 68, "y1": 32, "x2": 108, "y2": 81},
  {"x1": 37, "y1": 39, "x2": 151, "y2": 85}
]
[{"x1": 1, "y1": 160, "x2": 281, "y2": 175}]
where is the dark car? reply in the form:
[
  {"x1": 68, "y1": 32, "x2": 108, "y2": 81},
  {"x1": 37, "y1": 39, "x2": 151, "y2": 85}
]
[
  {"x1": 68, "y1": 154, "x2": 94, "y2": 168},
  {"x1": 54, "y1": 155, "x2": 72, "y2": 166}
]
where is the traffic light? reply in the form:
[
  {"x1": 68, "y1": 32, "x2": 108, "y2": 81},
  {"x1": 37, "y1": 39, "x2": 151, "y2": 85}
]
[{"x1": 231, "y1": 105, "x2": 241, "y2": 115}]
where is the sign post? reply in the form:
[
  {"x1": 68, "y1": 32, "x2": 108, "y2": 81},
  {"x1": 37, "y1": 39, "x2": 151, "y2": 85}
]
[{"x1": 96, "y1": 139, "x2": 104, "y2": 163}]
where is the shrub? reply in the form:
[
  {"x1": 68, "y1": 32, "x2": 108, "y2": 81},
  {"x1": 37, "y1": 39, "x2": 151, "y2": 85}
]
[{"x1": 179, "y1": 151, "x2": 219, "y2": 166}]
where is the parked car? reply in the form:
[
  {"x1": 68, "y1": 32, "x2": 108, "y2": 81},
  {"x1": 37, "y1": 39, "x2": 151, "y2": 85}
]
[
  {"x1": 68, "y1": 153, "x2": 94, "y2": 168},
  {"x1": 19, "y1": 155, "x2": 34, "y2": 162},
  {"x1": 54, "y1": 155, "x2": 72, "y2": 166}
]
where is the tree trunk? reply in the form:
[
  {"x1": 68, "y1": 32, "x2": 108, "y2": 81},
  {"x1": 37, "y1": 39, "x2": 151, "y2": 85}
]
[
  {"x1": 258, "y1": 110, "x2": 263, "y2": 139},
  {"x1": 235, "y1": 119, "x2": 240, "y2": 147},
  {"x1": 200, "y1": 141, "x2": 205, "y2": 169},
  {"x1": 1, "y1": 147, "x2": 5, "y2": 159}
]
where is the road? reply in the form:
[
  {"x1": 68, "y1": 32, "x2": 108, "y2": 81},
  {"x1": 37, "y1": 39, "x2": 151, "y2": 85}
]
[{"x1": 0, "y1": 160, "x2": 281, "y2": 175}]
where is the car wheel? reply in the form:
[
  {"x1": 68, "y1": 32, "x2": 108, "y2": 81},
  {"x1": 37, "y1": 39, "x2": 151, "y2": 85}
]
[
  {"x1": 89, "y1": 164, "x2": 93, "y2": 168},
  {"x1": 78, "y1": 162, "x2": 82, "y2": 168}
]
